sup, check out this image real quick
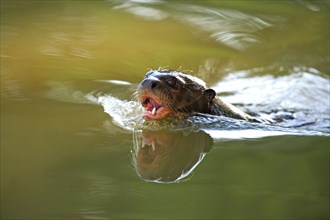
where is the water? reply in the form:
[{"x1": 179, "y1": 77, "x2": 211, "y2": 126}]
[{"x1": 1, "y1": 0, "x2": 329, "y2": 219}]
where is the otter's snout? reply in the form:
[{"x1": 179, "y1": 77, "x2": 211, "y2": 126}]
[{"x1": 138, "y1": 78, "x2": 160, "y2": 90}]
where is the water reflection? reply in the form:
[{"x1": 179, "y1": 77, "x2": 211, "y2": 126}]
[{"x1": 132, "y1": 129, "x2": 213, "y2": 183}]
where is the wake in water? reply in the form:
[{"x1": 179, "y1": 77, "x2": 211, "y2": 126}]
[{"x1": 212, "y1": 67, "x2": 330, "y2": 133}]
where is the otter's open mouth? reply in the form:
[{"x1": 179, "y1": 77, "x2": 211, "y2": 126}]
[{"x1": 141, "y1": 96, "x2": 173, "y2": 120}]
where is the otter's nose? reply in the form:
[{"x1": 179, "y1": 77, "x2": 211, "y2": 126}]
[{"x1": 139, "y1": 78, "x2": 160, "y2": 90}]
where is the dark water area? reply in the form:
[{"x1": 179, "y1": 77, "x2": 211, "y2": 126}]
[{"x1": 1, "y1": 0, "x2": 329, "y2": 219}]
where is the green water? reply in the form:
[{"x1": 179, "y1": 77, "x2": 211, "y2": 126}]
[{"x1": 1, "y1": 0, "x2": 329, "y2": 219}]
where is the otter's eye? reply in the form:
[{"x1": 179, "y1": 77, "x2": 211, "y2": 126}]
[{"x1": 166, "y1": 78, "x2": 177, "y2": 88}]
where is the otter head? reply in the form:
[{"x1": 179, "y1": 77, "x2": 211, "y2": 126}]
[{"x1": 137, "y1": 70, "x2": 216, "y2": 120}]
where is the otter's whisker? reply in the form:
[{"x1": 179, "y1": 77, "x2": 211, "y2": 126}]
[{"x1": 131, "y1": 91, "x2": 139, "y2": 102}]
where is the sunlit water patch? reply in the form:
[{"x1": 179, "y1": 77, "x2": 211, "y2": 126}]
[{"x1": 213, "y1": 66, "x2": 329, "y2": 111}]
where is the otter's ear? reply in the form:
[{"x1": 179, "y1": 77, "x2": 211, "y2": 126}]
[{"x1": 204, "y1": 89, "x2": 216, "y2": 102}]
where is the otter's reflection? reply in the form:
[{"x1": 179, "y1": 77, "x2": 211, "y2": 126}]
[{"x1": 132, "y1": 129, "x2": 213, "y2": 183}]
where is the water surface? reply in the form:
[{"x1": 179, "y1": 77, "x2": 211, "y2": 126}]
[{"x1": 1, "y1": 0, "x2": 329, "y2": 219}]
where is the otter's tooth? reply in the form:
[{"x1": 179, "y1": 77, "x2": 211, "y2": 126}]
[
  {"x1": 151, "y1": 141, "x2": 156, "y2": 151},
  {"x1": 151, "y1": 107, "x2": 156, "y2": 115}
]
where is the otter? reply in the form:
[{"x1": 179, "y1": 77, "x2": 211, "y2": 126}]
[{"x1": 137, "y1": 69, "x2": 263, "y2": 122}]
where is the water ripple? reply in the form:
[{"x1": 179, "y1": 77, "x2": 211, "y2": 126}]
[{"x1": 110, "y1": 1, "x2": 285, "y2": 50}]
